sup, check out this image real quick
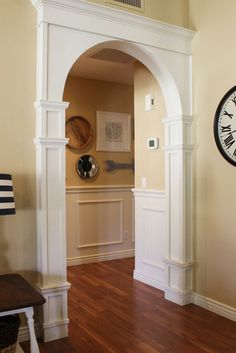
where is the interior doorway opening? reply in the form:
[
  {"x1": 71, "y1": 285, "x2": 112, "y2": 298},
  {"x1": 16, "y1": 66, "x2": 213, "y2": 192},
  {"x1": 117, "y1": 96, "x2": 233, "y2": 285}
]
[
  {"x1": 32, "y1": 0, "x2": 194, "y2": 338},
  {"x1": 63, "y1": 44, "x2": 166, "y2": 272}
]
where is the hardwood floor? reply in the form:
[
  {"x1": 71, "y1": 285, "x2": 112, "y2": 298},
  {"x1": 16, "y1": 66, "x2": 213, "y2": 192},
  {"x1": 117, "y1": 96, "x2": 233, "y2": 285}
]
[{"x1": 21, "y1": 258, "x2": 236, "y2": 353}]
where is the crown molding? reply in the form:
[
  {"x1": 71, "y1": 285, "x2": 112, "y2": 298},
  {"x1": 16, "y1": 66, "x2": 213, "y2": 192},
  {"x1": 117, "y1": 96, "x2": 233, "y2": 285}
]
[{"x1": 31, "y1": 0, "x2": 195, "y2": 55}]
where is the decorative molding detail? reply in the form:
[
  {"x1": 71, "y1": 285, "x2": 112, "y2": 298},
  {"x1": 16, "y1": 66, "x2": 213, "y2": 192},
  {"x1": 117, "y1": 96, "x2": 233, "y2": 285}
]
[
  {"x1": 162, "y1": 115, "x2": 194, "y2": 124},
  {"x1": 142, "y1": 259, "x2": 165, "y2": 271},
  {"x1": 163, "y1": 257, "x2": 196, "y2": 269},
  {"x1": 66, "y1": 185, "x2": 134, "y2": 194},
  {"x1": 38, "y1": 283, "x2": 71, "y2": 342},
  {"x1": 75, "y1": 198, "x2": 123, "y2": 248},
  {"x1": 132, "y1": 188, "x2": 165, "y2": 198},
  {"x1": 34, "y1": 137, "x2": 69, "y2": 146},
  {"x1": 77, "y1": 240, "x2": 123, "y2": 249},
  {"x1": 133, "y1": 270, "x2": 166, "y2": 292},
  {"x1": 32, "y1": 0, "x2": 195, "y2": 341},
  {"x1": 162, "y1": 145, "x2": 194, "y2": 152},
  {"x1": 133, "y1": 188, "x2": 166, "y2": 291},
  {"x1": 34, "y1": 100, "x2": 69, "y2": 110},
  {"x1": 38, "y1": 282, "x2": 71, "y2": 294},
  {"x1": 192, "y1": 292, "x2": 236, "y2": 322},
  {"x1": 165, "y1": 287, "x2": 193, "y2": 306},
  {"x1": 31, "y1": 0, "x2": 195, "y2": 55},
  {"x1": 67, "y1": 249, "x2": 135, "y2": 266}
]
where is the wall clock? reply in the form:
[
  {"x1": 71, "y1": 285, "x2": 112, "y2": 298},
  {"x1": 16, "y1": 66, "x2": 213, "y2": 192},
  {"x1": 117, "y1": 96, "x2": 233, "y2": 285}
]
[{"x1": 214, "y1": 86, "x2": 236, "y2": 166}]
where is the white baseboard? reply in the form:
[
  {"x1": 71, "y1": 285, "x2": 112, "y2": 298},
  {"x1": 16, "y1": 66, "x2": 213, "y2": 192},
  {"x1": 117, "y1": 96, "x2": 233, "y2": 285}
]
[
  {"x1": 165, "y1": 288, "x2": 192, "y2": 306},
  {"x1": 43, "y1": 319, "x2": 69, "y2": 342},
  {"x1": 192, "y1": 292, "x2": 236, "y2": 322},
  {"x1": 133, "y1": 270, "x2": 166, "y2": 292},
  {"x1": 67, "y1": 249, "x2": 135, "y2": 266}
]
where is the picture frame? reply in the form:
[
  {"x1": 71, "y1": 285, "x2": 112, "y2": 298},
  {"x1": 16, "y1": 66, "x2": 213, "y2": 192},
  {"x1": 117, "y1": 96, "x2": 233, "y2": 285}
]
[{"x1": 96, "y1": 111, "x2": 131, "y2": 152}]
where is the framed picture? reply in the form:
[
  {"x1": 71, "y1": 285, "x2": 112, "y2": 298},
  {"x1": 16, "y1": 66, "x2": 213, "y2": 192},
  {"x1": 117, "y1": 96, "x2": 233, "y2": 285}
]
[{"x1": 96, "y1": 111, "x2": 131, "y2": 152}]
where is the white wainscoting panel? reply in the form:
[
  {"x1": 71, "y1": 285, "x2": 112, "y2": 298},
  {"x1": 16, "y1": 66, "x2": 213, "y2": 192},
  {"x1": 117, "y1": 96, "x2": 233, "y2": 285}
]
[
  {"x1": 76, "y1": 199, "x2": 123, "y2": 248},
  {"x1": 133, "y1": 189, "x2": 166, "y2": 291},
  {"x1": 66, "y1": 185, "x2": 134, "y2": 265}
]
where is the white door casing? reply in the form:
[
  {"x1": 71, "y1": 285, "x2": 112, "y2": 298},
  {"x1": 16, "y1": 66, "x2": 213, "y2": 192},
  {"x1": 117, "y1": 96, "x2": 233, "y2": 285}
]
[{"x1": 31, "y1": 0, "x2": 195, "y2": 341}]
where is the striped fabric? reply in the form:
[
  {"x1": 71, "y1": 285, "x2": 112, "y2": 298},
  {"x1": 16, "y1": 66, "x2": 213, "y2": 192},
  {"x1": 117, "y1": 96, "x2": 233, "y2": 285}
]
[{"x1": 0, "y1": 174, "x2": 15, "y2": 215}]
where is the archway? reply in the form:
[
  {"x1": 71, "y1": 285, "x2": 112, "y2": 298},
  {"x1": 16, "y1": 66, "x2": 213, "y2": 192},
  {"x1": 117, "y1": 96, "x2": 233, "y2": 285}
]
[{"x1": 32, "y1": 0, "x2": 195, "y2": 342}]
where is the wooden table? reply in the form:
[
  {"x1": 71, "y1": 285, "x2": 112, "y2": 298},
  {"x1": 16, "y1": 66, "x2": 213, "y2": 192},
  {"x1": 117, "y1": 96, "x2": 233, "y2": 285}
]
[{"x1": 0, "y1": 274, "x2": 46, "y2": 353}]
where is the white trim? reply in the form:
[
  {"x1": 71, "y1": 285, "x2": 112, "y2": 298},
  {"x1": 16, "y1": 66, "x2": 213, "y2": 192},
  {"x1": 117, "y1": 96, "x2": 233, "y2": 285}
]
[
  {"x1": 32, "y1": 0, "x2": 195, "y2": 341},
  {"x1": 163, "y1": 257, "x2": 196, "y2": 269},
  {"x1": 133, "y1": 270, "x2": 166, "y2": 292},
  {"x1": 66, "y1": 185, "x2": 134, "y2": 193},
  {"x1": 38, "y1": 282, "x2": 71, "y2": 294},
  {"x1": 132, "y1": 188, "x2": 165, "y2": 198},
  {"x1": 76, "y1": 198, "x2": 123, "y2": 204},
  {"x1": 34, "y1": 100, "x2": 69, "y2": 110},
  {"x1": 43, "y1": 319, "x2": 70, "y2": 342},
  {"x1": 165, "y1": 287, "x2": 192, "y2": 306},
  {"x1": 75, "y1": 198, "x2": 123, "y2": 248},
  {"x1": 162, "y1": 145, "x2": 194, "y2": 152},
  {"x1": 67, "y1": 249, "x2": 135, "y2": 266},
  {"x1": 142, "y1": 259, "x2": 165, "y2": 271},
  {"x1": 77, "y1": 240, "x2": 123, "y2": 248},
  {"x1": 34, "y1": 137, "x2": 69, "y2": 146},
  {"x1": 192, "y1": 292, "x2": 236, "y2": 322},
  {"x1": 31, "y1": 0, "x2": 195, "y2": 55},
  {"x1": 162, "y1": 115, "x2": 194, "y2": 124}
]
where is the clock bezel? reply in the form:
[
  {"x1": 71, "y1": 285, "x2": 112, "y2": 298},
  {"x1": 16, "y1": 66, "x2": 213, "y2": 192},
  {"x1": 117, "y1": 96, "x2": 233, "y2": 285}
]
[{"x1": 213, "y1": 85, "x2": 236, "y2": 167}]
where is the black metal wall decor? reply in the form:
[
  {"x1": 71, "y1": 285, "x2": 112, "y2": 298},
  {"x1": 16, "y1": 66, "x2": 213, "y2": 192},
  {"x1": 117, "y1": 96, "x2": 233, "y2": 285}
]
[
  {"x1": 104, "y1": 160, "x2": 134, "y2": 172},
  {"x1": 76, "y1": 155, "x2": 99, "y2": 179}
]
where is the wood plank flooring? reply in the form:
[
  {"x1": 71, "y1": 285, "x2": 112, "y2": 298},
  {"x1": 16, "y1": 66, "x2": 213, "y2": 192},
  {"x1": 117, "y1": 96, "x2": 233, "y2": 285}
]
[{"x1": 21, "y1": 258, "x2": 236, "y2": 353}]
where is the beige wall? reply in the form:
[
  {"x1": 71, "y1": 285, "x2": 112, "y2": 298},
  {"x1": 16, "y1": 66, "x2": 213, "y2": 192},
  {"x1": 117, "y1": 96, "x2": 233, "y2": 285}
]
[
  {"x1": 3, "y1": 0, "x2": 236, "y2": 312},
  {"x1": 63, "y1": 76, "x2": 134, "y2": 186},
  {"x1": 134, "y1": 62, "x2": 165, "y2": 190},
  {"x1": 190, "y1": 0, "x2": 236, "y2": 307},
  {"x1": 0, "y1": 1, "x2": 37, "y2": 278},
  {"x1": 86, "y1": 0, "x2": 190, "y2": 28}
]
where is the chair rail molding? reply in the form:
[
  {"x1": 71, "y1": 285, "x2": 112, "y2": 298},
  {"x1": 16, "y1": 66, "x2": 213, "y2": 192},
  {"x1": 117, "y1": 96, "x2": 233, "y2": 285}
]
[{"x1": 31, "y1": 0, "x2": 195, "y2": 341}]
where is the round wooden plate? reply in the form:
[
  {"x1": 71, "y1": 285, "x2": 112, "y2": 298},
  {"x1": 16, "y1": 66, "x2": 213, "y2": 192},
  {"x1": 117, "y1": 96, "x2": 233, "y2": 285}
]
[{"x1": 66, "y1": 116, "x2": 93, "y2": 149}]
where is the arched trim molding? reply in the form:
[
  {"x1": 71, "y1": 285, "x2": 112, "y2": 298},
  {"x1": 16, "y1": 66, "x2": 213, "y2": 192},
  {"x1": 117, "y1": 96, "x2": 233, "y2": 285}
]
[{"x1": 31, "y1": 0, "x2": 195, "y2": 342}]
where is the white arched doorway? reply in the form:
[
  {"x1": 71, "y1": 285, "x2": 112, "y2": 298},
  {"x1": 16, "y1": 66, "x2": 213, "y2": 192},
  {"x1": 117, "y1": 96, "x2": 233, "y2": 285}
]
[{"x1": 32, "y1": 0, "x2": 195, "y2": 342}]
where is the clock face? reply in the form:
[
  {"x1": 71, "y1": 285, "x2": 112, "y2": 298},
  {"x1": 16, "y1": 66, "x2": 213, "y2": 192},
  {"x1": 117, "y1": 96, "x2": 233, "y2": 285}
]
[{"x1": 214, "y1": 86, "x2": 236, "y2": 166}]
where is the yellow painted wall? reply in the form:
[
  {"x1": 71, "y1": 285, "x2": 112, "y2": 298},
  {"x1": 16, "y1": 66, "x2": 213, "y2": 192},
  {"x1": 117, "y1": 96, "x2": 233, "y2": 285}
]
[
  {"x1": 134, "y1": 62, "x2": 166, "y2": 190},
  {"x1": 190, "y1": 0, "x2": 236, "y2": 307},
  {"x1": 86, "y1": 0, "x2": 190, "y2": 28},
  {"x1": 0, "y1": 1, "x2": 37, "y2": 278},
  {"x1": 3, "y1": 0, "x2": 236, "y2": 312},
  {"x1": 63, "y1": 76, "x2": 134, "y2": 186}
]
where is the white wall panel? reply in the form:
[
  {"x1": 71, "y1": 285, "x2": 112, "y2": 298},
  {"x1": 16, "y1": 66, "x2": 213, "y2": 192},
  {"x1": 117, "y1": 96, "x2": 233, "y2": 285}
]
[
  {"x1": 133, "y1": 189, "x2": 166, "y2": 291},
  {"x1": 76, "y1": 199, "x2": 123, "y2": 248},
  {"x1": 66, "y1": 186, "x2": 134, "y2": 265}
]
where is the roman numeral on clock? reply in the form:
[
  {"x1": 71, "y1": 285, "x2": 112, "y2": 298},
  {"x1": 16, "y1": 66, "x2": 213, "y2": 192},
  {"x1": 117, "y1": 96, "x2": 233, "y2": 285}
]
[
  {"x1": 232, "y1": 97, "x2": 236, "y2": 106},
  {"x1": 223, "y1": 110, "x2": 233, "y2": 119},
  {"x1": 233, "y1": 149, "x2": 236, "y2": 158},
  {"x1": 221, "y1": 125, "x2": 231, "y2": 133},
  {"x1": 224, "y1": 133, "x2": 235, "y2": 149}
]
